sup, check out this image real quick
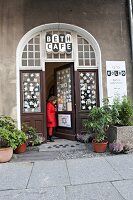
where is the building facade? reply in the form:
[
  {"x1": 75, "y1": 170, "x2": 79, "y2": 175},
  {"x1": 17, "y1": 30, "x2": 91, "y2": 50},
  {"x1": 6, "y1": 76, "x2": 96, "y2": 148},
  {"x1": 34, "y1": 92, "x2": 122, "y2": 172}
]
[{"x1": 0, "y1": 0, "x2": 132, "y2": 141}]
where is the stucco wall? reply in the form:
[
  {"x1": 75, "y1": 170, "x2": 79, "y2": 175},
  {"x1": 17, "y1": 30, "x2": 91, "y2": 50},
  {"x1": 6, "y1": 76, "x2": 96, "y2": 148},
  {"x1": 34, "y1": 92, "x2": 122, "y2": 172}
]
[{"x1": 0, "y1": 0, "x2": 132, "y2": 120}]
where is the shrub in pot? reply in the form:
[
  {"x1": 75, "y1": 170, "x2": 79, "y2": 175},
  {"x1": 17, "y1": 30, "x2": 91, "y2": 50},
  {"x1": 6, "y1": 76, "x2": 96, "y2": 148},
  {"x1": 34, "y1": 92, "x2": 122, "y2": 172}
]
[
  {"x1": 84, "y1": 99, "x2": 112, "y2": 152},
  {"x1": 107, "y1": 96, "x2": 133, "y2": 147},
  {"x1": 22, "y1": 123, "x2": 43, "y2": 146},
  {"x1": 0, "y1": 116, "x2": 17, "y2": 162},
  {"x1": 0, "y1": 127, "x2": 14, "y2": 162},
  {"x1": 111, "y1": 96, "x2": 133, "y2": 126},
  {"x1": 13, "y1": 129, "x2": 27, "y2": 154},
  {"x1": 0, "y1": 116, "x2": 27, "y2": 160}
]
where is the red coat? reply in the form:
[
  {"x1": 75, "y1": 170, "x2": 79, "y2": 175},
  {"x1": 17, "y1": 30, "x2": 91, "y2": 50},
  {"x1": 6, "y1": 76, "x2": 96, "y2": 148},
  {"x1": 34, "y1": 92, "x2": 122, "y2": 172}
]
[{"x1": 46, "y1": 102, "x2": 57, "y2": 127}]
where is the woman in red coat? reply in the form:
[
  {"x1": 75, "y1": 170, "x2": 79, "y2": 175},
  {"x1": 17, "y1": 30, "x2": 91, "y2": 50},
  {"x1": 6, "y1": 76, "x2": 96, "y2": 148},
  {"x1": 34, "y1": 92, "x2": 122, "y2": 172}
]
[{"x1": 46, "y1": 96, "x2": 57, "y2": 142}]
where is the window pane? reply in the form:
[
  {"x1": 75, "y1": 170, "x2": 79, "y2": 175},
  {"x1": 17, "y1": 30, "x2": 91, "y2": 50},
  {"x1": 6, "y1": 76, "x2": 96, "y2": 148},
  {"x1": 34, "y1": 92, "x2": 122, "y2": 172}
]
[
  {"x1": 28, "y1": 45, "x2": 33, "y2": 51},
  {"x1": 85, "y1": 52, "x2": 89, "y2": 58},
  {"x1": 56, "y1": 68, "x2": 72, "y2": 111},
  {"x1": 91, "y1": 59, "x2": 96, "y2": 65},
  {"x1": 85, "y1": 59, "x2": 90, "y2": 65},
  {"x1": 28, "y1": 60, "x2": 34, "y2": 66},
  {"x1": 22, "y1": 52, "x2": 27, "y2": 59},
  {"x1": 22, "y1": 72, "x2": 41, "y2": 113},
  {"x1": 78, "y1": 52, "x2": 83, "y2": 58},
  {"x1": 79, "y1": 59, "x2": 84, "y2": 66},
  {"x1": 84, "y1": 45, "x2": 89, "y2": 51},
  {"x1": 80, "y1": 71, "x2": 97, "y2": 110},
  {"x1": 35, "y1": 52, "x2": 40, "y2": 58},
  {"x1": 78, "y1": 45, "x2": 83, "y2": 51},
  {"x1": 29, "y1": 39, "x2": 33, "y2": 44},
  {"x1": 35, "y1": 37, "x2": 40, "y2": 44},
  {"x1": 28, "y1": 52, "x2": 34, "y2": 58},
  {"x1": 66, "y1": 53, "x2": 71, "y2": 58},
  {"x1": 90, "y1": 45, "x2": 94, "y2": 51},
  {"x1": 84, "y1": 39, "x2": 88, "y2": 44},
  {"x1": 35, "y1": 60, "x2": 40, "y2": 66},
  {"x1": 35, "y1": 45, "x2": 40, "y2": 51},
  {"x1": 60, "y1": 54, "x2": 65, "y2": 59},
  {"x1": 23, "y1": 45, "x2": 27, "y2": 51},
  {"x1": 47, "y1": 53, "x2": 52, "y2": 59},
  {"x1": 78, "y1": 37, "x2": 83, "y2": 44},
  {"x1": 22, "y1": 60, "x2": 27, "y2": 66},
  {"x1": 54, "y1": 54, "x2": 59, "y2": 59},
  {"x1": 90, "y1": 52, "x2": 95, "y2": 58}
]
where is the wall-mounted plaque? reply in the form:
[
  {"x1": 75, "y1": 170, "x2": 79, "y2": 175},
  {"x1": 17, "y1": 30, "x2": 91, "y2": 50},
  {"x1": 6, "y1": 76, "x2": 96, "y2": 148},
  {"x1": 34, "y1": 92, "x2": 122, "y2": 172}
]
[
  {"x1": 58, "y1": 114, "x2": 71, "y2": 128},
  {"x1": 106, "y1": 61, "x2": 127, "y2": 104}
]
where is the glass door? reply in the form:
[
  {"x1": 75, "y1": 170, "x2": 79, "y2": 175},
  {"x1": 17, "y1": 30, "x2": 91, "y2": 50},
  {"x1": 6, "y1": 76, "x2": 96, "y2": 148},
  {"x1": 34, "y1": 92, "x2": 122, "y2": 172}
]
[{"x1": 55, "y1": 63, "x2": 76, "y2": 140}]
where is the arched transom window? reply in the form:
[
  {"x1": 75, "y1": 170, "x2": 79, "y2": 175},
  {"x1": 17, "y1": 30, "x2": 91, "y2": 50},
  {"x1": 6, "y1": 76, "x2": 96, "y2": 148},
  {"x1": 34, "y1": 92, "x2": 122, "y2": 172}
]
[{"x1": 21, "y1": 30, "x2": 97, "y2": 70}]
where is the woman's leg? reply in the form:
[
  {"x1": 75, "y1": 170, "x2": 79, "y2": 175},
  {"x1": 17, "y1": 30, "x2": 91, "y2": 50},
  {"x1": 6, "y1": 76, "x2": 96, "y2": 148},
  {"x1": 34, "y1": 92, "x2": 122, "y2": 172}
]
[
  {"x1": 48, "y1": 127, "x2": 53, "y2": 136},
  {"x1": 48, "y1": 127, "x2": 54, "y2": 142}
]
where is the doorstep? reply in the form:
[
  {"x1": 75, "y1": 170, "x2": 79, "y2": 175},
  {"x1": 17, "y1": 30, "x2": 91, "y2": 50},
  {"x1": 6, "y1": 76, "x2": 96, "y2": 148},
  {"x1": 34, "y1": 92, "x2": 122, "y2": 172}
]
[{"x1": 39, "y1": 139, "x2": 87, "y2": 152}]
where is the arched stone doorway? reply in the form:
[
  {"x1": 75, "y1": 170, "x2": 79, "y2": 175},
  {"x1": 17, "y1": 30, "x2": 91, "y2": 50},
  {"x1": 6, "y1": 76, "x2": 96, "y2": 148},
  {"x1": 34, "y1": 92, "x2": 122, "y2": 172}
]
[{"x1": 16, "y1": 23, "x2": 102, "y2": 141}]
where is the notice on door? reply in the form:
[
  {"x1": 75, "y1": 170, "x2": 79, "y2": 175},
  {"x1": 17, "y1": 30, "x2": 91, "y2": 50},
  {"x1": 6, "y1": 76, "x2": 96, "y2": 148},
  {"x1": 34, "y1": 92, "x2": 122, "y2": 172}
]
[
  {"x1": 106, "y1": 61, "x2": 127, "y2": 104},
  {"x1": 58, "y1": 114, "x2": 71, "y2": 128}
]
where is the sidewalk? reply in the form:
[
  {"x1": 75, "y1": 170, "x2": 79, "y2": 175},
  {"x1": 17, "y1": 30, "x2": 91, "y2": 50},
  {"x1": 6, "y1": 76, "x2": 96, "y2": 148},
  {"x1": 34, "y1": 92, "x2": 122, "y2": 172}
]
[{"x1": 0, "y1": 140, "x2": 133, "y2": 199}]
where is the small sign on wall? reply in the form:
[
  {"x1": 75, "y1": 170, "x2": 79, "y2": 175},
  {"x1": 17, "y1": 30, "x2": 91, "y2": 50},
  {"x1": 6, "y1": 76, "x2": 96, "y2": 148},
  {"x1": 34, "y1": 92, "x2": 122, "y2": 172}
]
[
  {"x1": 106, "y1": 61, "x2": 127, "y2": 104},
  {"x1": 58, "y1": 114, "x2": 71, "y2": 128}
]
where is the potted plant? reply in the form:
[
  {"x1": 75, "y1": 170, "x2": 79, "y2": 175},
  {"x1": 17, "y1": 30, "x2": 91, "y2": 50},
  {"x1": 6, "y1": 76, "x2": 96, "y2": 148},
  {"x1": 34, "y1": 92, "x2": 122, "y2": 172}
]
[
  {"x1": 107, "y1": 96, "x2": 133, "y2": 147},
  {"x1": 13, "y1": 129, "x2": 27, "y2": 154},
  {"x1": 84, "y1": 99, "x2": 112, "y2": 153},
  {"x1": 22, "y1": 123, "x2": 43, "y2": 146},
  {"x1": 0, "y1": 116, "x2": 27, "y2": 161}
]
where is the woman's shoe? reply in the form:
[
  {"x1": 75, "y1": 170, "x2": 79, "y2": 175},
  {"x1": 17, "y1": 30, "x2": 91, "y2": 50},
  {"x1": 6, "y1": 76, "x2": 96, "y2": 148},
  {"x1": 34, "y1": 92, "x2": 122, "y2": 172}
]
[{"x1": 49, "y1": 136, "x2": 55, "y2": 142}]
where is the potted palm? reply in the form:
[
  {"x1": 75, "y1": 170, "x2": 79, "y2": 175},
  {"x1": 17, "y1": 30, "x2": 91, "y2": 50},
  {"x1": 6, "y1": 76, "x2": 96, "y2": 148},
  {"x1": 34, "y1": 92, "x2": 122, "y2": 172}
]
[{"x1": 84, "y1": 99, "x2": 112, "y2": 153}]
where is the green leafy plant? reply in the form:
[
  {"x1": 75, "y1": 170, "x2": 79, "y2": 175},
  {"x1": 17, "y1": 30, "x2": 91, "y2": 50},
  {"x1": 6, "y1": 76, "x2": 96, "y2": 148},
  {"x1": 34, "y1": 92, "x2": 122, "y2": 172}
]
[
  {"x1": 22, "y1": 124, "x2": 42, "y2": 146},
  {"x1": 0, "y1": 116, "x2": 16, "y2": 132},
  {"x1": 84, "y1": 99, "x2": 112, "y2": 143},
  {"x1": 0, "y1": 116, "x2": 27, "y2": 149},
  {"x1": 111, "y1": 96, "x2": 133, "y2": 126}
]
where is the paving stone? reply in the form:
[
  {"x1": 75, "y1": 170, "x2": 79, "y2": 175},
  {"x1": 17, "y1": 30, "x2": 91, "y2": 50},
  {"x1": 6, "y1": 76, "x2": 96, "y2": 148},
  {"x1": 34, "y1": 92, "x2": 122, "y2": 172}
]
[
  {"x1": 0, "y1": 187, "x2": 66, "y2": 200},
  {"x1": 105, "y1": 154, "x2": 133, "y2": 179},
  {"x1": 0, "y1": 162, "x2": 33, "y2": 190},
  {"x1": 39, "y1": 139, "x2": 86, "y2": 152},
  {"x1": 112, "y1": 180, "x2": 133, "y2": 200},
  {"x1": 66, "y1": 182, "x2": 124, "y2": 200},
  {"x1": 27, "y1": 160, "x2": 70, "y2": 188},
  {"x1": 11, "y1": 151, "x2": 60, "y2": 162},
  {"x1": 66, "y1": 157, "x2": 122, "y2": 185}
]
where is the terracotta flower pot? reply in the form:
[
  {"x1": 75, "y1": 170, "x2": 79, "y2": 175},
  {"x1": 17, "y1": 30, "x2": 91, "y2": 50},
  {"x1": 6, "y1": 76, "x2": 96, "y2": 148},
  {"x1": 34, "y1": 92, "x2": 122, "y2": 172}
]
[
  {"x1": 0, "y1": 147, "x2": 13, "y2": 163},
  {"x1": 14, "y1": 143, "x2": 27, "y2": 154},
  {"x1": 92, "y1": 140, "x2": 108, "y2": 153}
]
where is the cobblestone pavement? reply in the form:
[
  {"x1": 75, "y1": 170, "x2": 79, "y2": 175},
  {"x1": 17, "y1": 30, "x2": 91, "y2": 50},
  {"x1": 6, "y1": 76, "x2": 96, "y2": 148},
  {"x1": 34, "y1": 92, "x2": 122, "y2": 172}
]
[{"x1": 11, "y1": 139, "x2": 133, "y2": 162}]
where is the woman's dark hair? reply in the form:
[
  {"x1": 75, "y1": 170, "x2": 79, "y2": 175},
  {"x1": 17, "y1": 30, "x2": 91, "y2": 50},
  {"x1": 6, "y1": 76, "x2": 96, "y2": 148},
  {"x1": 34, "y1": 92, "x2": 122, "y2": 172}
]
[{"x1": 48, "y1": 96, "x2": 57, "y2": 102}]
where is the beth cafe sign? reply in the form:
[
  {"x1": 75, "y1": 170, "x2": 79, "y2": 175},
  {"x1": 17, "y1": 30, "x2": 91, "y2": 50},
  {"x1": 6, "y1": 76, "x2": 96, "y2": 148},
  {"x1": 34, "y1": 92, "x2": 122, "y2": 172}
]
[{"x1": 45, "y1": 33, "x2": 72, "y2": 53}]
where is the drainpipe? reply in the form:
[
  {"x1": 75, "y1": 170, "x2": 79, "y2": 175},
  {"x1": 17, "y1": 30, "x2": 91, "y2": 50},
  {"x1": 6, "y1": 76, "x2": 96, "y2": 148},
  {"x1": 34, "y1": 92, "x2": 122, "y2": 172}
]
[{"x1": 128, "y1": 0, "x2": 133, "y2": 62}]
